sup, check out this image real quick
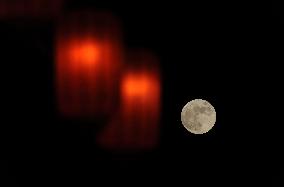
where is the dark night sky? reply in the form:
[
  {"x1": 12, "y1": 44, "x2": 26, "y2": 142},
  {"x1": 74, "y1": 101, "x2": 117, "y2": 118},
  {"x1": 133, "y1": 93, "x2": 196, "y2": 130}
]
[{"x1": 0, "y1": 0, "x2": 281, "y2": 185}]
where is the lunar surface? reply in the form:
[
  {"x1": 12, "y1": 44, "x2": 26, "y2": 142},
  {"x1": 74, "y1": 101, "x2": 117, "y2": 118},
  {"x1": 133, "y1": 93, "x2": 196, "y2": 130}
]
[{"x1": 181, "y1": 99, "x2": 216, "y2": 134}]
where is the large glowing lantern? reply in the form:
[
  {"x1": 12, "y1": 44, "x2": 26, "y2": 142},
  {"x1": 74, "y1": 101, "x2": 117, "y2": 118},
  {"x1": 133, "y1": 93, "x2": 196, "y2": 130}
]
[
  {"x1": 55, "y1": 11, "x2": 123, "y2": 119},
  {"x1": 97, "y1": 51, "x2": 161, "y2": 151}
]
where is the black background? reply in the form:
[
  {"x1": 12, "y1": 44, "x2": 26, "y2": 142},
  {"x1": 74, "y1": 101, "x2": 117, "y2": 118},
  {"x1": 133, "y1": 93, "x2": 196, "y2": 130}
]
[{"x1": 0, "y1": 1, "x2": 281, "y2": 185}]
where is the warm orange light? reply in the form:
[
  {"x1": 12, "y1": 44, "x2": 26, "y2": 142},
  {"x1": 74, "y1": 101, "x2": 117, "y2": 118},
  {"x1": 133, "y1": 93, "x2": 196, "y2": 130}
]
[
  {"x1": 97, "y1": 51, "x2": 161, "y2": 151},
  {"x1": 121, "y1": 71, "x2": 161, "y2": 120},
  {"x1": 69, "y1": 41, "x2": 100, "y2": 67},
  {"x1": 122, "y1": 73, "x2": 153, "y2": 99},
  {"x1": 55, "y1": 11, "x2": 123, "y2": 119}
]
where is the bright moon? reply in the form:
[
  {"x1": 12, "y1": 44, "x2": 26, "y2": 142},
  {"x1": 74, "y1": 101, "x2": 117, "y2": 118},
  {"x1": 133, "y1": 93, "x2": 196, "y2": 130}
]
[{"x1": 181, "y1": 99, "x2": 216, "y2": 134}]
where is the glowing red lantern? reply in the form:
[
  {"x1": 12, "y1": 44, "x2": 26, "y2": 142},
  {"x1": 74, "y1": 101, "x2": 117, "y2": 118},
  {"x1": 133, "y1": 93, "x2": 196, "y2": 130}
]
[
  {"x1": 55, "y1": 11, "x2": 123, "y2": 119},
  {"x1": 97, "y1": 50, "x2": 161, "y2": 151}
]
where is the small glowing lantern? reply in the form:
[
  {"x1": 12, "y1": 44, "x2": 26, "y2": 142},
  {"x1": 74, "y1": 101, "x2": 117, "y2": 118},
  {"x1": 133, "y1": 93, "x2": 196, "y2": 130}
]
[{"x1": 97, "y1": 50, "x2": 161, "y2": 151}]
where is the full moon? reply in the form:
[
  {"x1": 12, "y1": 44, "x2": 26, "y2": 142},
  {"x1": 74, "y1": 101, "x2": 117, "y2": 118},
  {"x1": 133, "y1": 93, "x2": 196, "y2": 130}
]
[{"x1": 181, "y1": 99, "x2": 216, "y2": 134}]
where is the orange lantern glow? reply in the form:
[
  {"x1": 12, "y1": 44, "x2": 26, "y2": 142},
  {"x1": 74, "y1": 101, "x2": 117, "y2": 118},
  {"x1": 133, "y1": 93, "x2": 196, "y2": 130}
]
[
  {"x1": 97, "y1": 51, "x2": 161, "y2": 151},
  {"x1": 55, "y1": 11, "x2": 123, "y2": 119}
]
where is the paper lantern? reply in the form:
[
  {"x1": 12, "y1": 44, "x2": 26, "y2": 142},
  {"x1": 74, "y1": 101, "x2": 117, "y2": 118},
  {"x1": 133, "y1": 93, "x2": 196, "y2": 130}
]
[
  {"x1": 97, "y1": 50, "x2": 161, "y2": 151},
  {"x1": 55, "y1": 11, "x2": 123, "y2": 119}
]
